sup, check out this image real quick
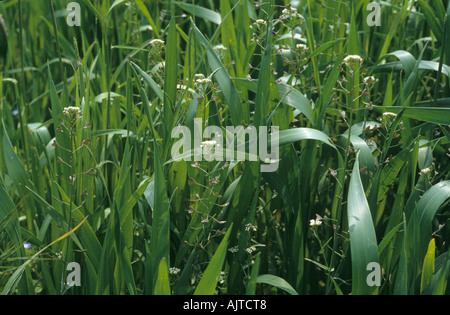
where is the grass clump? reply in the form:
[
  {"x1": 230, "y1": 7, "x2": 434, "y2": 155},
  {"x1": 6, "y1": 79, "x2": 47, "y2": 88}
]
[{"x1": 0, "y1": 0, "x2": 449, "y2": 295}]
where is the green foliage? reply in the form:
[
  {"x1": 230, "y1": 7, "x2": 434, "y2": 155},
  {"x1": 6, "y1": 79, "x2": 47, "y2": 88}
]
[{"x1": 0, "y1": 0, "x2": 449, "y2": 295}]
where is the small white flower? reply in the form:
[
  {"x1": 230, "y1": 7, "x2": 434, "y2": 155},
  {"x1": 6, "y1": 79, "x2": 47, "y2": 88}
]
[
  {"x1": 169, "y1": 267, "x2": 181, "y2": 275},
  {"x1": 228, "y1": 246, "x2": 239, "y2": 253},
  {"x1": 219, "y1": 271, "x2": 226, "y2": 284},
  {"x1": 196, "y1": 78, "x2": 212, "y2": 85},
  {"x1": 245, "y1": 223, "x2": 257, "y2": 232},
  {"x1": 343, "y1": 55, "x2": 364, "y2": 68},
  {"x1": 246, "y1": 246, "x2": 257, "y2": 254},
  {"x1": 296, "y1": 43, "x2": 309, "y2": 54},
  {"x1": 214, "y1": 44, "x2": 227, "y2": 52},
  {"x1": 150, "y1": 39, "x2": 165, "y2": 46},
  {"x1": 382, "y1": 112, "x2": 397, "y2": 120},
  {"x1": 201, "y1": 140, "x2": 217, "y2": 148},
  {"x1": 282, "y1": 7, "x2": 302, "y2": 19},
  {"x1": 63, "y1": 106, "x2": 82, "y2": 119},
  {"x1": 310, "y1": 219, "x2": 322, "y2": 227},
  {"x1": 364, "y1": 76, "x2": 376, "y2": 84},
  {"x1": 419, "y1": 167, "x2": 432, "y2": 176}
]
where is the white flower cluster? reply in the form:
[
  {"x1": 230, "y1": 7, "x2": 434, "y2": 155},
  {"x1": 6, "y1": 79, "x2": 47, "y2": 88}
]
[
  {"x1": 281, "y1": 7, "x2": 302, "y2": 20},
  {"x1": 219, "y1": 271, "x2": 226, "y2": 285},
  {"x1": 253, "y1": 19, "x2": 267, "y2": 26},
  {"x1": 419, "y1": 166, "x2": 433, "y2": 176},
  {"x1": 245, "y1": 223, "x2": 257, "y2": 232},
  {"x1": 63, "y1": 106, "x2": 82, "y2": 119},
  {"x1": 228, "y1": 245, "x2": 239, "y2": 253},
  {"x1": 246, "y1": 246, "x2": 257, "y2": 254},
  {"x1": 364, "y1": 76, "x2": 377, "y2": 84},
  {"x1": 213, "y1": 44, "x2": 227, "y2": 52},
  {"x1": 194, "y1": 74, "x2": 212, "y2": 87},
  {"x1": 382, "y1": 112, "x2": 397, "y2": 120},
  {"x1": 343, "y1": 55, "x2": 364, "y2": 68},
  {"x1": 149, "y1": 39, "x2": 164, "y2": 47},
  {"x1": 296, "y1": 43, "x2": 309, "y2": 56},
  {"x1": 309, "y1": 218, "x2": 322, "y2": 227},
  {"x1": 169, "y1": 267, "x2": 181, "y2": 275},
  {"x1": 201, "y1": 140, "x2": 219, "y2": 148}
]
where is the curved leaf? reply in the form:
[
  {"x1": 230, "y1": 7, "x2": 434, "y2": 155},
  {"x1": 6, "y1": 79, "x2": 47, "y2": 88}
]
[
  {"x1": 348, "y1": 153, "x2": 379, "y2": 295},
  {"x1": 277, "y1": 83, "x2": 315, "y2": 124},
  {"x1": 256, "y1": 274, "x2": 298, "y2": 295},
  {"x1": 278, "y1": 128, "x2": 336, "y2": 149}
]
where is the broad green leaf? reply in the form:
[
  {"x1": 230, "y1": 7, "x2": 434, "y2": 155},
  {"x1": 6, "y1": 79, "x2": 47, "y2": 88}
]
[
  {"x1": 256, "y1": 274, "x2": 298, "y2": 295},
  {"x1": 374, "y1": 106, "x2": 450, "y2": 125},
  {"x1": 348, "y1": 153, "x2": 379, "y2": 295},
  {"x1": 277, "y1": 83, "x2": 315, "y2": 124},
  {"x1": 154, "y1": 257, "x2": 171, "y2": 295},
  {"x1": 278, "y1": 128, "x2": 336, "y2": 149},
  {"x1": 420, "y1": 238, "x2": 436, "y2": 294},
  {"x1": 176, "y1": 2, "x2": 221, "y2": 25},
  {"x1": 148, "y1": 139, "x2": 170, "y2": 293},
  {"x1": 409, "y1": 181, "x2": 450, "y2": 264}
]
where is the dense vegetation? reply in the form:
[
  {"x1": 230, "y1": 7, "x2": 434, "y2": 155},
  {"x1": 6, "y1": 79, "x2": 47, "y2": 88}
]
[{"x1": 0, "y1": 0, "x2": 449, "y2": 295}]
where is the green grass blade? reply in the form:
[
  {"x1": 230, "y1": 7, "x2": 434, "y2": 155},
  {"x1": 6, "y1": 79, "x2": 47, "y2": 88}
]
[
  {"x1": 1, "y1": 216, "x2": 88, "y2": 295},
  {"x1": 347, "y1": 153, "x2": 379, "y2": 295},
  {"x1": 154, "y1": 257, "x2": 171, "y2": 295},
  {"x1": 256, "y1": 274, "x2": 298, "y2": 295},
  {"x1": 148, "y1": 140, "x2": 170, "y2": 293},
  {"x1": 0, "y1": 185, "x2": 23, "y2": 249},
  {"x1": 409, "y1": 181, "x2": 450, "y2": 267},
  {"x1": 374, "y1": 106, "x2": 450, "y2": 125},
  {"x1": 130, "y1": 61, "x2": 164, "y2": 102},
  {"x1": 278, "y1": 128, "x2": 336, "y2": 149},
  {"x1": 163, "y1": 17, "x2": 177, "y2": 133},
  {"x1": 277, "y1": 83, "x2": 315, "y2": 124},
  {"x1": 420, "y1": 238, "x2": 436, "y2": 294},
  {"x1": 134, "y1": 0, "x2": 160, "y2": 37},
  {"x1": 245, "y1": 252, "x2": 261, "y2": 295},
  {"x1": 194, "y1": 224, "x2": 232, "y2": 295},
  {"x1": 176, "y1": 2, "x2": 221, "y2": 25},
  {"x1": 193, "y1": 23, "x2": 243, "y2": 126}
]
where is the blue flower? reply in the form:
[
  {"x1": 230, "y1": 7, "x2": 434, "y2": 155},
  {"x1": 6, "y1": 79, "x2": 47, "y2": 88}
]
[{"x1": 23, "y1": 241, "x2": 31, "y2": 249}]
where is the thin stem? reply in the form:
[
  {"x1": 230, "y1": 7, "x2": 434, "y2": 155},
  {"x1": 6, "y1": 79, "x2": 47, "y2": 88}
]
[{"x1": 62, "y1": 123, "x2": 75, "y2": 292}]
